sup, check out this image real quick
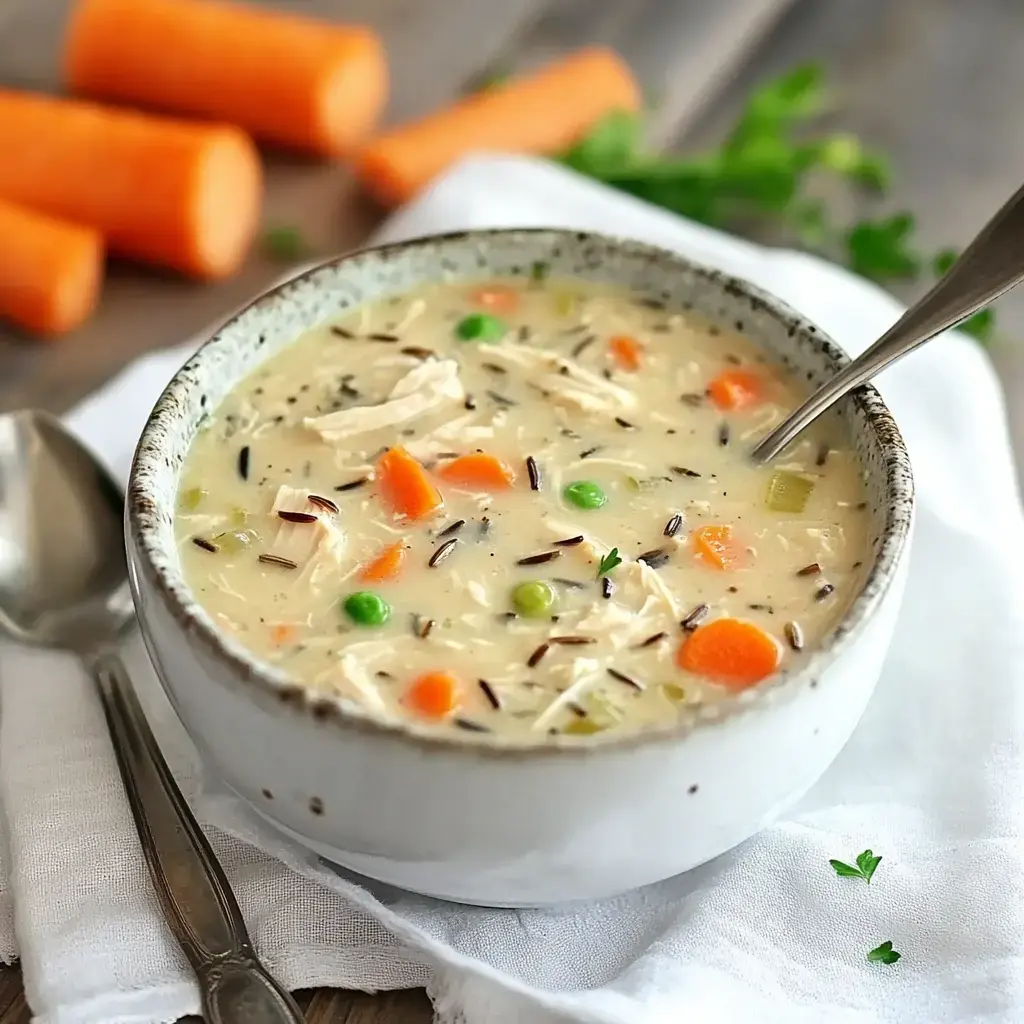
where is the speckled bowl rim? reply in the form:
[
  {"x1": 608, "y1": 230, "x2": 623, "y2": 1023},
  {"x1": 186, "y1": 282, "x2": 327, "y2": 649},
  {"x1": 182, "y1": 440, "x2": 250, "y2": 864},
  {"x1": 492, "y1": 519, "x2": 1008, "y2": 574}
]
[{"x1": 127, "y1": 228, "x2": 914, "y2": 758}]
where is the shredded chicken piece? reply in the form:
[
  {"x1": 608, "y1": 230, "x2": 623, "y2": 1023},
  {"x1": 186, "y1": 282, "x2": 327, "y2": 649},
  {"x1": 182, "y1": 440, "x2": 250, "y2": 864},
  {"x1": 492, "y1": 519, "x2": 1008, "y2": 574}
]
[
  {"x1": 336, "y1": 652, "x2": 390, "y2": 714},
  {"x1": 304, "y1": 359, "x2": 464, "y2": 441},
  {"x1": 404, "y1": 410, "x2": 505, "y2": 459},
  {"x1": 269, "y1": 485, "x2": 347, "y2": 566},
  {"x1": 483, "y1": 344, "x2": 636, "y2": 413},
  {"x1": 532, "y1": 657, "x2": 605, "y2": 731},
  {"x1": 576, "y1": 596, "x2": 666, "y2": 648}
]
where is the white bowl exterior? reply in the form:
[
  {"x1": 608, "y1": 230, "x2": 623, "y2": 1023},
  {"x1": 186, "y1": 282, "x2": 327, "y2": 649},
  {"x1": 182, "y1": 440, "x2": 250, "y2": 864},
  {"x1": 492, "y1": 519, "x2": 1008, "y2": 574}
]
[
  {"x1": 127, "y1": 230, "x2": 914, "y2": 906},
  {"x1": 130, "y1": 520, "x2": 909, "y2": 906}
]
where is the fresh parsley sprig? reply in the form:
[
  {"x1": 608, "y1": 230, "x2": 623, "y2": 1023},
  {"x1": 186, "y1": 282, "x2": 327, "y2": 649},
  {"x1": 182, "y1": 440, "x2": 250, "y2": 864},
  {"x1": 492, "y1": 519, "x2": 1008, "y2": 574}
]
[
  {"x1": 597, "y1": 547, "x2": 623, "y2": 578},
  {"x1": 829, "y1": 848, "x2": 882, "y2": 884},
  {"x1": 867, "y1": 940, "x2": 901, "y2": 965},
  {"x1": 559, "y1": 65, "x2": 996, "y2": 343}
]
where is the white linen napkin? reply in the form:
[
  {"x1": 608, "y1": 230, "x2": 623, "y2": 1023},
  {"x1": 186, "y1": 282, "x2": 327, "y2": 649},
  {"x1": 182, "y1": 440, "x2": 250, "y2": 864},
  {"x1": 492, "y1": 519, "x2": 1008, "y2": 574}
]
[{"x1": 1, "y1": 154, "x2": 1023, "y2": 1024}]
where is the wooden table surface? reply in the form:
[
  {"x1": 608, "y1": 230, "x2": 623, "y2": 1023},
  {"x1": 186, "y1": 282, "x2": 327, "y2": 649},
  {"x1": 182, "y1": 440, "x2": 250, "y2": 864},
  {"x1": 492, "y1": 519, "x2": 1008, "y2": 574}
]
[{"x1": 1, "y1": 0, "x2": 1022, "y2": 1020}]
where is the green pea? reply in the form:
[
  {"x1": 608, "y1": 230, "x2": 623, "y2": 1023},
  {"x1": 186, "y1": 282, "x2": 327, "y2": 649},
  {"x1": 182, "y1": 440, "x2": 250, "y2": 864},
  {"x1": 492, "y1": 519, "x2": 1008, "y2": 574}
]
[
  {"x1": 563, "y1": 480, "x2": 607, "y2": 510},
  {"x1": 343, "y1": 591, "x2": 391, "y2": 627},
  {"x1": 512, "y1": 580, "x2": 556, "y2": 618},
  {"x1": 455, "y1": 313, "x2": 506, "y2": 342}
]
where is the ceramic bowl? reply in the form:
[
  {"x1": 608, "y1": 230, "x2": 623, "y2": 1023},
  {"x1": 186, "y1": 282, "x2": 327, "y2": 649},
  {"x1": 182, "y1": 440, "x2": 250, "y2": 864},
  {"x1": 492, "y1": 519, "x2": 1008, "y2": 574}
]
[{"x1": 126, "y1": 229, "x2": 914, "y2": 907}]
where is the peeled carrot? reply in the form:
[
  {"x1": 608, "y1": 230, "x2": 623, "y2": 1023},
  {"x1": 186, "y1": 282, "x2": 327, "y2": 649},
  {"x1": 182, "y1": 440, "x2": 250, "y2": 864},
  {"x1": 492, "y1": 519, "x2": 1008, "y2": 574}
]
[
  {"x1": 693, "y1": 524, "x2": 744, "y2": 570},
  {"x1": 437, "y1": 452, "x2": 515, "y2": 491},
  {"x1": 404, "y1": 671, "x2": 460, "y2": 719},
  {"x1": 358, "y1": 541, "x2": 406, "y2": 582},
  {"x1": 707, "y1": 369, "x2": 764, "y2": 411},
  {"x1": 64, "y1": 0, "x2": 387, "y2": 157},
  {"x1": 0, "y1": 198, "x2": 103, "y2": 337},
  {"x1": 358, "y1": 47, "x2": 640, "y2": 206},
  {"x1": 0, "y1": 90, "x2": 261, "y2": 280},
  {"x1": 677, "y1": 618, "x2": 781, "y2": 689},
  {"x1": 608, "y1": 334, "x2": 644, "y2": 371},
  {"x1": 470, "y1": 284, "x2": 519, "y2": 313},
  {"x1": 377, "y1": 446, "x2": 444, "y2": 522}
]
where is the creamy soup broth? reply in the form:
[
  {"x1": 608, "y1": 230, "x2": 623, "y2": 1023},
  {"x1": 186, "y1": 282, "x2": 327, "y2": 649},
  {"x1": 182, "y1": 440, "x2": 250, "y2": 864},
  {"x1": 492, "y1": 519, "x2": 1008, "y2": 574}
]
[{"x1": 177, "y1": 277, "x2": 869, "y2": 738}]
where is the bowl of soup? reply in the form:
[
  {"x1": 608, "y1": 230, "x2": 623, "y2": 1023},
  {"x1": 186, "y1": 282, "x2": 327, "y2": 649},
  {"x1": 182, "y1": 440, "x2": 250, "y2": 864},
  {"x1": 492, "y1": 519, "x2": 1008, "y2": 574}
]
[{"x1": 126, "y1": 229, "x2": 913, "y2": 906}]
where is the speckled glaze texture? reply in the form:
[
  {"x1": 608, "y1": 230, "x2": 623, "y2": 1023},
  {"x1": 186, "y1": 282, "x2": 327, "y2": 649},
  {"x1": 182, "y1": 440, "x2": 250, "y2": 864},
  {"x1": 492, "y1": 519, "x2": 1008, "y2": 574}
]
[{"x1": 126, "y1": 229, "x2": 913, "y2": 906}]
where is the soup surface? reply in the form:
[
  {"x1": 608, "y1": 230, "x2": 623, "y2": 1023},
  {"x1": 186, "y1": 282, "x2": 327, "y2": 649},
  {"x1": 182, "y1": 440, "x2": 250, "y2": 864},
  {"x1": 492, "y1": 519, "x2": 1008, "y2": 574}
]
[{"x1": 177, "y1": 277, "x2": 869, "y2": 739}]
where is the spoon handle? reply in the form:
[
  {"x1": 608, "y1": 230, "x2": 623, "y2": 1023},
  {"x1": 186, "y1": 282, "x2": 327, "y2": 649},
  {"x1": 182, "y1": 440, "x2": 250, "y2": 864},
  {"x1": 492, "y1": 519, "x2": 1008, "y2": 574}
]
[
  {"x1": 751, "y1": 180, "x2": 1024, "y2": 463},
  {"x1": 91, "y1": 650, "x2": 306, "y2": 1024}
]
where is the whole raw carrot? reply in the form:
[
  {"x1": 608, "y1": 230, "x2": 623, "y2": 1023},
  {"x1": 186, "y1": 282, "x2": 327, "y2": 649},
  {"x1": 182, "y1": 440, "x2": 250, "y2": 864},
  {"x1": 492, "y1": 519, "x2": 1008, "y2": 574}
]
[
  {"x1": 64, "y1": 0, "x2": 388, "y2": 157},
  {"x1": 0, "y1": 90, "x2": 261, "y2": 279},
  {"x1": 358, "y1": 47, "x2": 640, "y2": 206},
  {"x1": 0, "y1": 198, "x2": 103, "y2": 337}
]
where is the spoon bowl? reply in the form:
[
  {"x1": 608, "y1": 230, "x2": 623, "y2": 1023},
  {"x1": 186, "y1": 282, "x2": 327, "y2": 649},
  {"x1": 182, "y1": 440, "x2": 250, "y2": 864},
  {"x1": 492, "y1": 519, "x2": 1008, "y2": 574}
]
[
  {"x1": 0, "y1": 408, "x2": 304, "y2": 1024},
  {"x1": 0, "y1": 410, "x2": 127, "y2": 649}
]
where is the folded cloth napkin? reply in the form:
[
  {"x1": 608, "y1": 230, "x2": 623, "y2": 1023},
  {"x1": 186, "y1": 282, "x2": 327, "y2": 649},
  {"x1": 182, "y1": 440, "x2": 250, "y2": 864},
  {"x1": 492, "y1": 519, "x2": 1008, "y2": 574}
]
[{"x1": 1, "y1": 155, "x2": 1023, "y2": 1024}]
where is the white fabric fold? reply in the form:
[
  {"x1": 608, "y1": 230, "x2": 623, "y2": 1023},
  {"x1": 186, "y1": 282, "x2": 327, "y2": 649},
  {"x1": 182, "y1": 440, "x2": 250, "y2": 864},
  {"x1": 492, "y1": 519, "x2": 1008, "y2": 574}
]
[{"x1": 0, "y1": 154, "x2": 1021, "y2": 1024}]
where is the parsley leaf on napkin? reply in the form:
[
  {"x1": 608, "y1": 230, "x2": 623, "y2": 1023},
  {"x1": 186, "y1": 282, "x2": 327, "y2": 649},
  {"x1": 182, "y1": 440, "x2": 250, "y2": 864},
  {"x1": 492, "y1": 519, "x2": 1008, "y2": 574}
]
[
  {"x1": 829, "y1": 848, "x2": 882, "y2": 883},
  {"x1": 867, "y1": 940, "x2": 902, "y2": 964}
]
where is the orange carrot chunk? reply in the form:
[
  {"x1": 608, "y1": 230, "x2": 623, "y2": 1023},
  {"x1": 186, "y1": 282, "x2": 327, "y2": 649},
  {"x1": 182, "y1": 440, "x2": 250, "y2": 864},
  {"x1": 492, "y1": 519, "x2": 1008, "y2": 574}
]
[
  {"x1": 0, "y1": 89, "x2": 261, "y2": 279},
  {"x1": 707, "y1": 369, "x2": 764, "y2": 411},
  {"x1": 0, "y1": 198, "x2": 103, "y2": 337},
  {"x1": 693, "y1": 524, "x2": 744, "y2": 570},
  {"x1": 404, "y1": 671, "x2": 460, "y2": 719},
  {"x1": 358, "y1": 541, "x2": 407, "y2": 583},
  {"x1": 608, "y1": 334, "x2": 644, "y2": 371},
  {"x1": 437, "y1": 452, "x2": 515, "y2": 491},
  {"x1": 64, "y1": 0, "x2": 387, "y2": 157},
  {"x1": 677, "y1": 618, "x2": 781, "y2": 690},
  {"x1": 376, "y1": 446, "x2": 444, "y2": 521},
  {"x1": 469, "y1": 284, "x2": 519, "y2": 313},
  {"x1": 357, "y1": 47, "x2": 640, "y2": 206}
]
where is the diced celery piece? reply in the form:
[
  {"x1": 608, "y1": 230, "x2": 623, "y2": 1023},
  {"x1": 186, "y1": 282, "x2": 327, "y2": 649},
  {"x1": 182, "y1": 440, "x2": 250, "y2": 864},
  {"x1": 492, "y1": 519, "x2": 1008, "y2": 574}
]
[
  {"x1": 658, "y1": 682, "x2": 687, "y2": 704},
  {"x1": 582, "y1": 692, "x2": 625, "y2": 728},
  {"x1": 180, "y1": 486, "x2": 206, "y2": 511},
  {"x1": 765, "y1": 470, "x2": 815, "y2": 513},
  {"x1": 553, "y1": 290, "x2": 578, "y2": 317},
  {"x1": 229, "y1": 507, "x2": 250, "y2": 528},
  {"x1": 563, "y1": 718, "x2": 606, "y2": 735},
  {"x1": 624, "y1": 475, "x2": 642, "y2": 493}
]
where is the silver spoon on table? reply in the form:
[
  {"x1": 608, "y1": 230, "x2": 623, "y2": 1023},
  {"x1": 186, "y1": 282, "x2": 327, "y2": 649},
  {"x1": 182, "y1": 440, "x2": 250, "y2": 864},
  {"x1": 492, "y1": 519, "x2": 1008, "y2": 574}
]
[
  {"x1": 0, "y1": 409, "x2": 304, "y2": 1024},
  {"x1": 751, "y1": 180, "x2": 1024, "y2": 463}
]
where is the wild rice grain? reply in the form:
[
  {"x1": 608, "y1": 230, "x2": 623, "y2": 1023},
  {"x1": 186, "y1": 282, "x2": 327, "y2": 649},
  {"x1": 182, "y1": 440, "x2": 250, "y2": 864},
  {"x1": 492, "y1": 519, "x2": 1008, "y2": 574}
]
[
  {"x1": 308, "y1": 494, "x2": 339, "y2": 514},
  {"x1": 797, "y1": 562, "x2": 822, "y2": 577},
  {"x1": 680, "y1": 603, "x2": 709, "y2": 630},
  {"x1": 680, "y1": 392, "x2": 704, "y2": 407},
  {"x1": 552, "y1": 577, "x2": 586, "y2": 590},
  {"x1": 663, "y1": 514, "x2": 683, "y2": 538},
  {"x1": 401, "y1": 345, "x2": 436, "y2": 360},
  {"x1": 601, "y1": 576, "x2": 614, "y2": 599},
  {"x1": 717, "y1": 422, "x2": 731, "y2": 446},
  {"x1": 486, "y1": 390, "x2": 517, "y2": 407},
  {"x1": 237, "y1": 445, "x2": 251, "y2": 481},
  {"x1": 527, "y1": 643, "x2": 550, "y2": 668},
  {"x1": 258, "y1": 554, "x2": 298, "y2": 569},
  {"x1": 428, "y1": 538, "x2": 459, "y2": 567},
  {"x1": 608, "y1": 667, "x2": 643, "y2": 691},
  {"x1": 277, "y1": 510, "x2": 318, "y2": 523},
  {"x1": 571, "y1": 334, "x2": 597, "y2": 358},
  {"x1": 438, "y1": 518, "x2": 466, "y2": 538},
  {"x1": 526, "y1": 455, "x2": 541, "y2": 491},
  {"x1": 368, "y1": 332, "x2": 400, "y2": 342},
  {"x1": 330, "y1": 325, "x2": 355, "y2": 339},
  {"x1": 334, "y1": 476, "x2": 369, "y2": 492},
  {"x1": 636, "y1": 631, "x2": 667, "y2": 648},
  {"x1": 478, "y1": 679, "x2": 501, "y2": 709},
  {"x1": 670, "y1": 466, "x2": 701, "y2": 478},
  {"x1": 615, "y1": 416, "x2": 636, "y2": 430},
  {"x1": 549, "y1": 636, "x2": 596, "y2": 646},
  {"x1": 579, "y1": 446, "x2": 603, "y2": 459},
  {"x1": 637, "y1": 548, "x2": 670, "y2": 569},
  {"x1": 816, "y1": 442, "x2": 830, "y2": 467},
  {"x1": 192, "y1": 536, "x2": 217, "y2": 553},
  {"x1": 418, "y1": 617, "x2": 436, "y2": 639},
  {"x1": 516, "y1": 550, "x2": 561, "y2": 566},
  {"x1": 785, "y1": 621, "x2": 804, "y2": 651},
  {"x1": 554, "y1": 535, "x2": 585, "y2": 547},
  {"x1": 815, "y1": 583, "x2": 836, "y2": 602},
  {"x1": 454, "y1": 718, "x2": 490, "y2": 733}
]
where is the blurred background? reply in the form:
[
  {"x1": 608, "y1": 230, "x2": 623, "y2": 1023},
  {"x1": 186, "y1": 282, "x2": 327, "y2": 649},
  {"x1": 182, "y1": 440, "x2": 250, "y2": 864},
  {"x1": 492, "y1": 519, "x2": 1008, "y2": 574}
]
[{"x1": 1, "y1": 0, "x2": 1022, "y2": 472}]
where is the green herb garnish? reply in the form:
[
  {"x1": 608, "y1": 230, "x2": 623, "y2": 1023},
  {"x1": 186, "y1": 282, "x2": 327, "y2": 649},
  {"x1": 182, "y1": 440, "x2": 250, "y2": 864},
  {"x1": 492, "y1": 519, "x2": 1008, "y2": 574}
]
[
  {"x1": 558, "y1": 65, "x2": 996, "y2": 342},
  {"x1": 596, "y1": 547, "x2": 623, "y2": 578},
  {"x1": 866, "y1": 940, "x2": 901, "y2": 965},
  {"x1": 829, "y1": 848, "x2": 882, "y2": 884},
  {"x1": 262, "y1": 225, "x2": 308, "y2": 262}
]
